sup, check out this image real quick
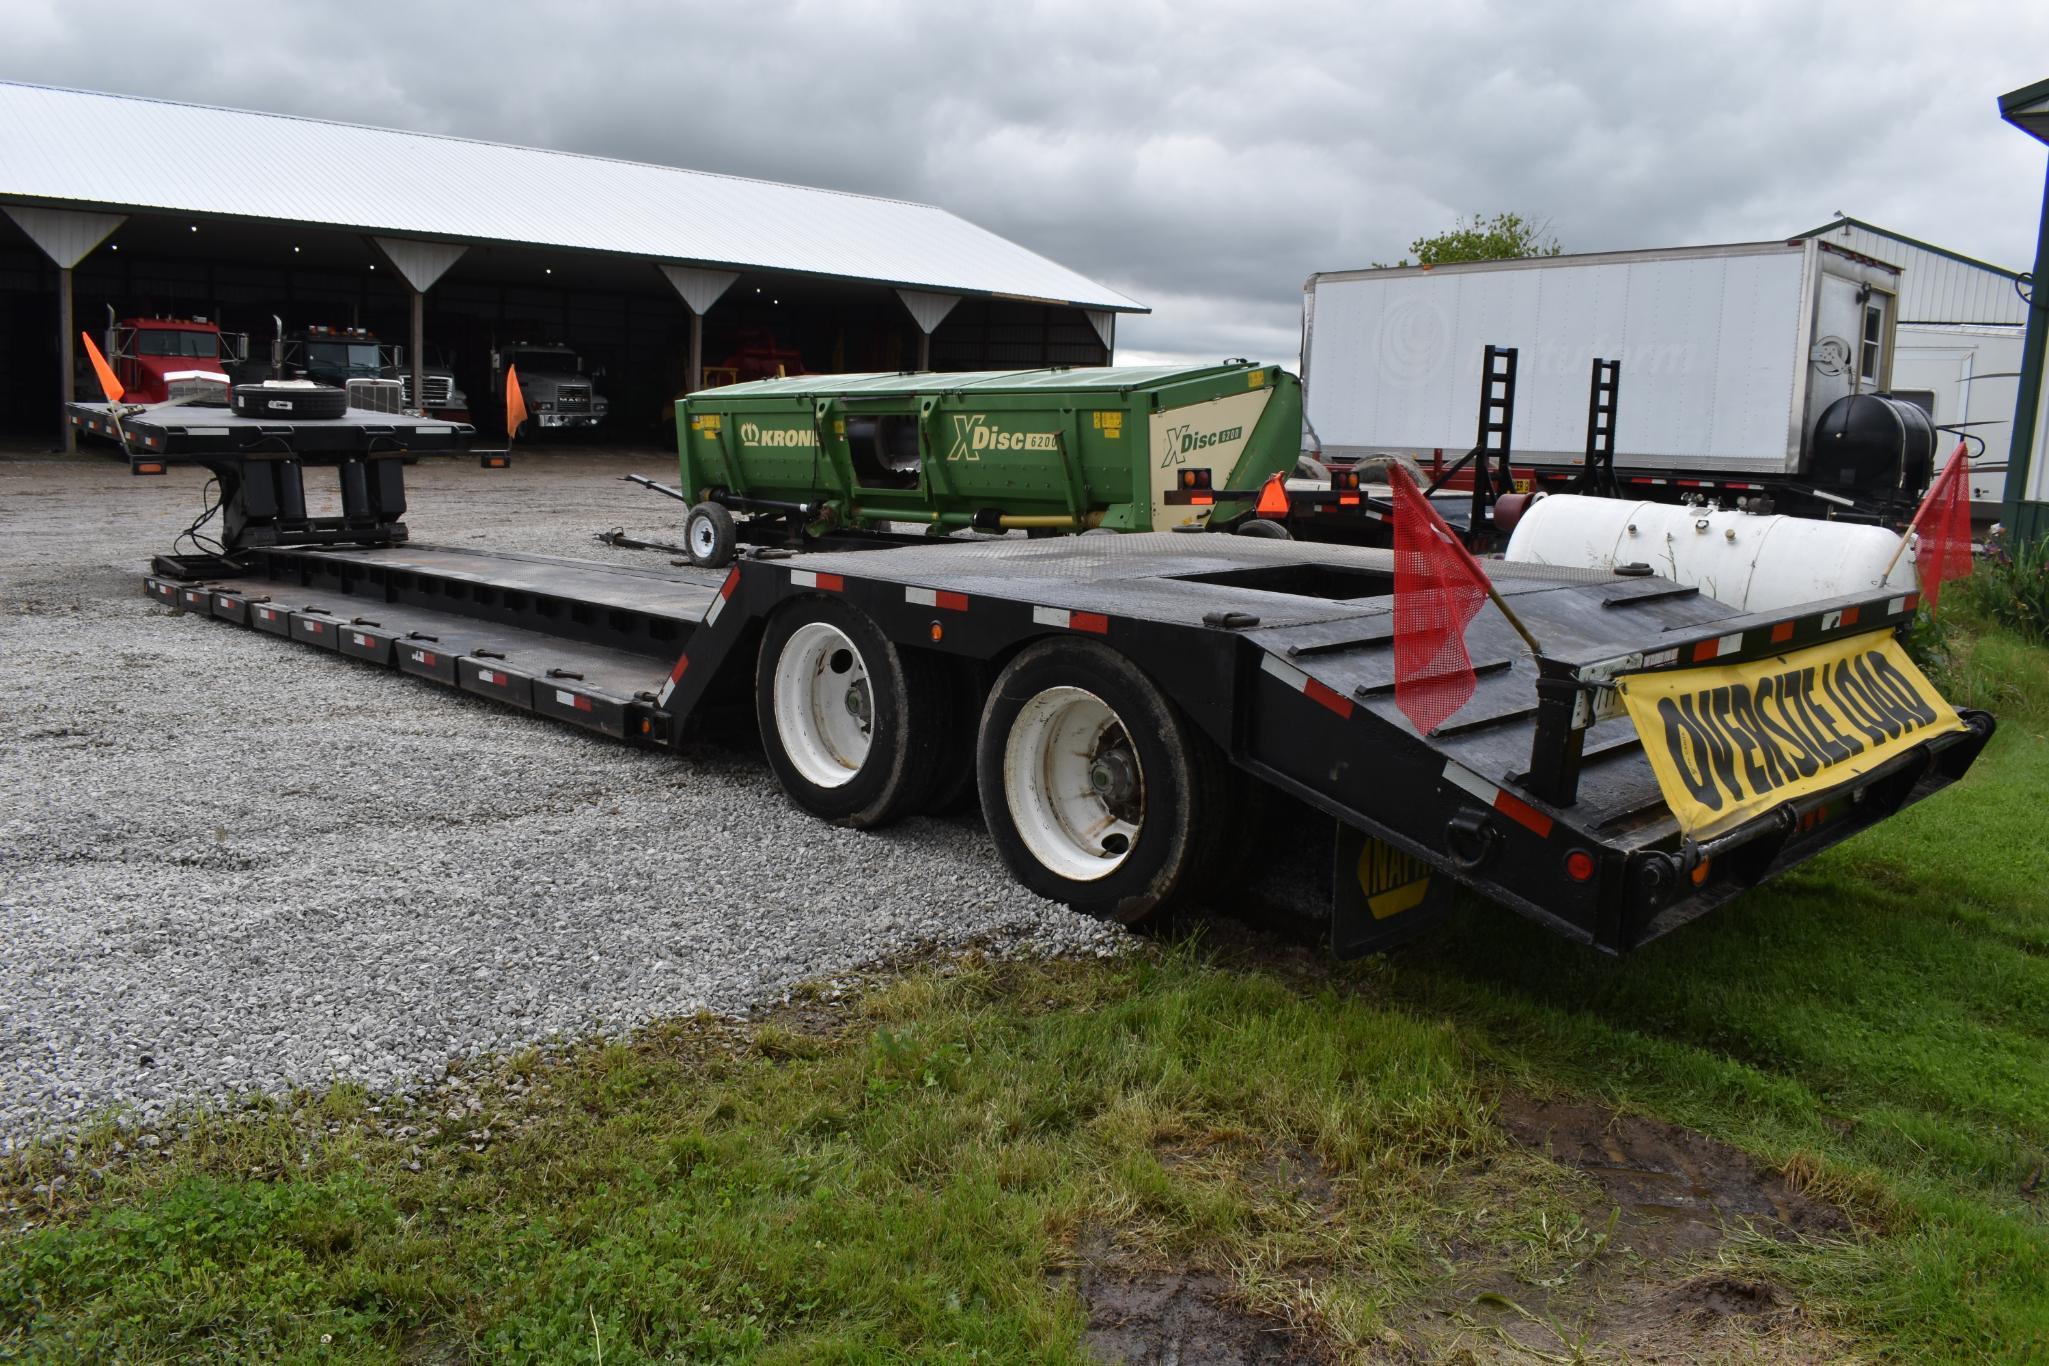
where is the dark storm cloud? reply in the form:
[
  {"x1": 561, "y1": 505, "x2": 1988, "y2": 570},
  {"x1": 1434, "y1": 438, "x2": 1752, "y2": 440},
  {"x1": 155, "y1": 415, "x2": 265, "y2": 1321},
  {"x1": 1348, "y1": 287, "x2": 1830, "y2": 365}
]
[{"x1": 8, "y1": 0, "x2": 2044, "y2": 363}]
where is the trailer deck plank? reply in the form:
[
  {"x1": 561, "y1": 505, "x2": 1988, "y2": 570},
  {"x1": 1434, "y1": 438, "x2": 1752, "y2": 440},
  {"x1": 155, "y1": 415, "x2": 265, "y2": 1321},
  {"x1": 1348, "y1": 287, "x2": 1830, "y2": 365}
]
[{"x1": 277, "y1": 545, "x2": 725, "y2": 623}]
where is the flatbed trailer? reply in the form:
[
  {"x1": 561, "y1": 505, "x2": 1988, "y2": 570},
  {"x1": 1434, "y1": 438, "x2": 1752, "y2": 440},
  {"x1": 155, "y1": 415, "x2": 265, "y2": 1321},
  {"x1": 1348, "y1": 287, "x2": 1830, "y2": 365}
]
[{"x1": 144, "y1": 525, "x2": 1993, "y2": 956}]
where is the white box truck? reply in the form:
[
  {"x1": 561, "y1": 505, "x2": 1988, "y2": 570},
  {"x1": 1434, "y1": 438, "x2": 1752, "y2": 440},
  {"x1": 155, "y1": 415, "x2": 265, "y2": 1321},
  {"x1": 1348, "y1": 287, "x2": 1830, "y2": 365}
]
[{"x1": 1301, "y1": 239, "x2": 1939, "y2": 521}]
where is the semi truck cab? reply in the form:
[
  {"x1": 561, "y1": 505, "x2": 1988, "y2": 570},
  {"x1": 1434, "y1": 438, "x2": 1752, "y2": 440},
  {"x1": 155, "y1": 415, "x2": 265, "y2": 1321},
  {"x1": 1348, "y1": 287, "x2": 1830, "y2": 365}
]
[
  {"x1": 274, "y1": 324, "x2": 464, "y2": 418},
  {"x1": 103, "y1": 316, "x2": 244, "y2": 405},
  {"x1": 495, "y1": 342, "x2": 609, "y2": 430}
]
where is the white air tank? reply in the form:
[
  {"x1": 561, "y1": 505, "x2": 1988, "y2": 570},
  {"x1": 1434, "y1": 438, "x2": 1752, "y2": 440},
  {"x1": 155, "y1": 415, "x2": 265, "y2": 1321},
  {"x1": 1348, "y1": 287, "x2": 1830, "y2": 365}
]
[{"x1": 1503, "y1": 495, "x2": 1914, "y2": 613}]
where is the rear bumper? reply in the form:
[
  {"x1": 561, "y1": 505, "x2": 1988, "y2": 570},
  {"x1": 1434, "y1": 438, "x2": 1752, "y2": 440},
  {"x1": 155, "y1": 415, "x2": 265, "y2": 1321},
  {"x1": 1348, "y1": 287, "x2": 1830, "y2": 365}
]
[
  {"x1": 1313, "y1": 708, "x2": 1995, "y2": 959},
  {"x1": 1620, "y1": 708, "x2": 1995, "y2": 947}
]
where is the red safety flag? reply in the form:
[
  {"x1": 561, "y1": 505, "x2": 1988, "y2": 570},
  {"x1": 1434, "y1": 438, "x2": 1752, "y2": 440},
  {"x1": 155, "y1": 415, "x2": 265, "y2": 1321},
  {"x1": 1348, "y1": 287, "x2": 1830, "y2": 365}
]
[
  {"x1": 1389, "y1": 464, "x2": 1491, "y2": 734},
  {"x1": 81, "y1": 331, "x2": 123, "y2": 403},
  {"x1": 1909, "y1": 441, "x2": 1973, "y2": 611},
  {"x1": 504, "y1": 364, "x2": 528, "y2": 441}
]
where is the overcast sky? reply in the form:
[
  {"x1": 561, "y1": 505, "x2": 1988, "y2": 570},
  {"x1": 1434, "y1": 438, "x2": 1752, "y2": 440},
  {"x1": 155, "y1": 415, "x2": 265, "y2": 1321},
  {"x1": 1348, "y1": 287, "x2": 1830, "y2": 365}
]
[{"x1": 8, "y1": 0, "x2": 2046, "y2": 365}]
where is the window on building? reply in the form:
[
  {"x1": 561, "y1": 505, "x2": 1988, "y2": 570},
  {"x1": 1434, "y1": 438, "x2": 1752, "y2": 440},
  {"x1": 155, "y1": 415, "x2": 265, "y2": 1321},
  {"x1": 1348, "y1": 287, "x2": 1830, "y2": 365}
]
[{"x1": 1860, "y1": 303, "x2": 1884, "y2": 382}]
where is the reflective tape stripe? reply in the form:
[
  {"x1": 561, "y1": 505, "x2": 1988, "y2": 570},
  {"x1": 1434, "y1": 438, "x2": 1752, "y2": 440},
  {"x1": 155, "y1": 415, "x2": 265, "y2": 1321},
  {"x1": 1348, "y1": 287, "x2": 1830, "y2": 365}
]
[
  {"x1": 1691, "y1": 632, "x2": 1743, "y2": 663},
  {"x1": 704, "y1": 568, "x2": 743, "y2": 625},
  {"x1": 352, "y1": 632, "x2": 373, "y2": 647},
  {"x1": 1032, "y1": 606, "x2": 1109, "y2": 634},
  {"x1": 789, "y1": 569, "x2": 844, "y2": 591},
  {"x1": 906, "y1": 586, "x2": 970, "y2": 611},
  {"x1": 1770, "y1": 621, "x2": 1795, "y2": 644},
  {"x1": 554, "y1": 688, "x2": 592, "y2": 712},
  {"x1": 1443, "y1": 761, "x2": 1553, "y2": 837},
  {"x1": 1260, "y1": 653, "x2": 1353, "y2": 719}
]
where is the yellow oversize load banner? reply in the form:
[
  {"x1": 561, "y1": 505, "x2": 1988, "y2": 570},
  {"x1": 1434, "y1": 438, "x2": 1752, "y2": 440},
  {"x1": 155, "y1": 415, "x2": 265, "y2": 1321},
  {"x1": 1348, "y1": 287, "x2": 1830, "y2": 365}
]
[{"x1": 1616, "y1": 632, "x2": 1965, "y2": 839}]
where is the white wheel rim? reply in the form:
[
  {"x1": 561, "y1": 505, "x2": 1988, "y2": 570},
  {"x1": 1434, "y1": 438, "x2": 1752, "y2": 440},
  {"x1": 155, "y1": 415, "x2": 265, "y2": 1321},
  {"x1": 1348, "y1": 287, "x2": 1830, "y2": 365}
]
[
  {"x1": 1002, "y1": 686, "x2": 1142, "y2": 882},
  {"x1": 689, "y1": 515, "x2": 717, "y2": 559},
  {"x1": 772, "y1": 622, "x2": 873, "y2": 788}
]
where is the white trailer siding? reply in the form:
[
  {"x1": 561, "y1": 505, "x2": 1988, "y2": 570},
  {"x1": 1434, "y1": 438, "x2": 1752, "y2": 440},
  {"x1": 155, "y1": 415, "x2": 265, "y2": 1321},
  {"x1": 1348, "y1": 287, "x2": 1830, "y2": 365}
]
[
  {"x1": 1303, "y1": 241, "x2": 1899, "y2": 478},
  {"x1": 1892, "y1": 322, "x2": 2026, "y2": 512},
  {"x1": 1797, "y1": 219, "x2": 2026, "y2": 325}
]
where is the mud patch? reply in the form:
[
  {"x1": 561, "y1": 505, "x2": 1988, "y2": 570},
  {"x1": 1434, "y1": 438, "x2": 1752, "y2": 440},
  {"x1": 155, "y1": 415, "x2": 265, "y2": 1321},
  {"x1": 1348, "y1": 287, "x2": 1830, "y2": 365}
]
[
  {"x1": 1371, "y1": 1096, "x2": 1856, "y2": 1362},
  {"x1": 1496, "y1": 1093, "x2": 1849, "y2": 1257},
  {"x1": 1066, "y1": 1261, "x2": 1321, "y2": 1365}
]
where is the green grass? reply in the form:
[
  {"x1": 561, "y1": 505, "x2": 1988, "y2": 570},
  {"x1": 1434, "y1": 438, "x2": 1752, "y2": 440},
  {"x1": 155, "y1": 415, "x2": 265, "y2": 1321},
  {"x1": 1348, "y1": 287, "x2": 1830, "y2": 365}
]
[
  {"x1": 4, "y1": 613, "x2": 2046, "y2": 1362},
  {"x1": 2, "y1": 962, "x2": 1607, "y2": 1362}
]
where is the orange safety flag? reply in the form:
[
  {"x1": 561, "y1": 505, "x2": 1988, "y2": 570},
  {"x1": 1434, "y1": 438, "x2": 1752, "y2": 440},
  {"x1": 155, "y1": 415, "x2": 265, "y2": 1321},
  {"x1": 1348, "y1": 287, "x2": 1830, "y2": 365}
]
[
  {"x1": 1254, "y1": 472, "x2": 1289, "y2": 517},
  {"x1": 1909, "y1": 441, "x2": 1973, "y2": 611},
  {"x1": 81, "y1": 331, "x2": 123, "y2": 403},
  {"x1": 504, "y1": 364, "x2": 528, "y2": 440},
  {"x1": 1389, "y1": 464, "x2": 1491, "y2": 734}
]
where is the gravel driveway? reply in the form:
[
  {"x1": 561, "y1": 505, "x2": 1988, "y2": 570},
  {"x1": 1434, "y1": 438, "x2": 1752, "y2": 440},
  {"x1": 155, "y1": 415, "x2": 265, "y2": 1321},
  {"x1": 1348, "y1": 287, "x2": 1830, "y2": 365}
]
[{"x1": 0, "y1": 448, "x2": 1120, "y2": 1147}]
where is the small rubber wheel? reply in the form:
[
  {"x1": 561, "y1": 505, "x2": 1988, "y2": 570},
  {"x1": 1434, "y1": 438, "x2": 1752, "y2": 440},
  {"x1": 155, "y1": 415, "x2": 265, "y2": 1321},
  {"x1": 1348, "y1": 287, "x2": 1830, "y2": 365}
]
[
  {"x1": 977, "y1": 638, "x2": 1227, "y2": 923},
  {"x1": 756, "y1": 597, "x2": 949, "y2": 828},
  {"x1": 685, "y1": 502, "x2": 737, "y2": 568},
  {"x1": 1235, "y1": 518, "x2": 1291, "y2": 540}
]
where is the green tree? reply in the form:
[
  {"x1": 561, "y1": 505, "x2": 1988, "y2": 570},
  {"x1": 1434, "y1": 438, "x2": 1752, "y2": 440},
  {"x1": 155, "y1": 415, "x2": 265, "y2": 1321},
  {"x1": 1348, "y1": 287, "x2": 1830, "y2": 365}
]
[{"x1": 1378, "y1": 212, "x2": 1563, "y2": 268}]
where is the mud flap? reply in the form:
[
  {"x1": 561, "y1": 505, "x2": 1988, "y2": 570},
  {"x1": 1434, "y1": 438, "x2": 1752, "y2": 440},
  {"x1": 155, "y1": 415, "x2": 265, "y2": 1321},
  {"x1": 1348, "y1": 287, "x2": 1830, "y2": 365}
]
[{"x1": 1331, "y1": 824, "x2": 1455, "y2": 958}]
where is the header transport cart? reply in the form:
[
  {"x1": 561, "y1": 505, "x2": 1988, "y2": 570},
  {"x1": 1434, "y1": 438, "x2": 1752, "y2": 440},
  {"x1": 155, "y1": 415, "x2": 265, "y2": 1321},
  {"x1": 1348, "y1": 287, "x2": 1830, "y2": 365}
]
[
  {"x1": 120, "y1": 398, "x2": 1992, "y2": 956},
  {"x1": 666, "y1": 362, "x2": 1305, "y2": 566}
]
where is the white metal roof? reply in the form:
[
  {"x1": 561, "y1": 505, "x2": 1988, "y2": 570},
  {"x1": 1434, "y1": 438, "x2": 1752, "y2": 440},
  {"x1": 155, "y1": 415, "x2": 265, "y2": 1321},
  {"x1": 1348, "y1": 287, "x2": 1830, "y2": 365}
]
[
  {"x1": 1793, "y1": 217, "x2": 2026, "y2": 326},
  {"x1": 0, "y1": 81, "x2": 1145, "y2": 312}
]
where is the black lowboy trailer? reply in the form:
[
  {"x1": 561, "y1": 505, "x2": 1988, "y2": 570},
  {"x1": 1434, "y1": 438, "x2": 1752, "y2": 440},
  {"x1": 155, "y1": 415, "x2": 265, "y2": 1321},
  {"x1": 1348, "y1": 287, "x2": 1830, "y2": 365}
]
[{"x1": 136, "y1": 446, "x2": 1995, "y2": 955}]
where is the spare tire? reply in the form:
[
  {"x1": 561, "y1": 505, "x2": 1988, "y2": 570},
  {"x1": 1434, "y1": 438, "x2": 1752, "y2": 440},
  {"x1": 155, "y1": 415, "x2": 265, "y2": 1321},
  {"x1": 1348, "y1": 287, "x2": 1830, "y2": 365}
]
[{"x1": 232, "y1": 381, "x2": 348, "y2": 421}]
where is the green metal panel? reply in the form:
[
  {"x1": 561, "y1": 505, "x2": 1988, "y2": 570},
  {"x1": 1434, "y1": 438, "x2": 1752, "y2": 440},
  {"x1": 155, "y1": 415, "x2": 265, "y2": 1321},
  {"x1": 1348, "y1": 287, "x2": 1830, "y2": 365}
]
[
  {"x1": 2003, "y1": 159, "x2": 2049, "y2": 544},
  {"x1": 676, "y1": 363, "x2": 1302, "y2": 535}
]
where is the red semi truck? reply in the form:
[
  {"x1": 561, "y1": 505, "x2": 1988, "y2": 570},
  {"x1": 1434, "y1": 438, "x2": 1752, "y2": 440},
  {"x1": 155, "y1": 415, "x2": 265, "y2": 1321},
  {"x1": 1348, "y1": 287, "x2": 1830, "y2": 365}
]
[{"x1": 99, "y1": 316, "x2": 245, "y2": 404}]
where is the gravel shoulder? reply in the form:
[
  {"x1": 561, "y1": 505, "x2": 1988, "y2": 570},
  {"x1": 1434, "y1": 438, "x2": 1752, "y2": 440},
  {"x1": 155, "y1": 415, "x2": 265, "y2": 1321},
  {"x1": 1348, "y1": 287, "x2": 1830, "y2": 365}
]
[{"x1": 0, "y1": 448, "x2": 1122, "y2": 1147}]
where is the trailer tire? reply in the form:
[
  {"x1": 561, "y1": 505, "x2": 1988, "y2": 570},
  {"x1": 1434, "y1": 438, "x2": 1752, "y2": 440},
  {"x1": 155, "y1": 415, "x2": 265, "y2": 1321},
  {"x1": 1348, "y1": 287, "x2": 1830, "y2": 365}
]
[
  {"x1": 977, "y1": 638, "x2": 1227, "y2": 923},
  {"x1": 1355, "y1": 452, "x2": 1428, "y2": 490},
  {"x1": 231, "y1": 382, "x2": 348, "y2": 421},
  {"x1": 1235, "y1": 518, "x2": 1291, "y2": 540},
  {"x1": 757, "y1": 597, "x2": 948, "y2": 828},
  {"x1": 685, "y1": 502, "x2": 737, "y2": 568}
]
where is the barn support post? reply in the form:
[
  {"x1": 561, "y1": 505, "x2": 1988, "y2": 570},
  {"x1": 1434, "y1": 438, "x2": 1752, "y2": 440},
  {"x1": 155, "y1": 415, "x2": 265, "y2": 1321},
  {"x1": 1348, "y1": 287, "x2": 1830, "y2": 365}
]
[
  {"x1": 657, "y1": 265, "x2": 739, "y2": 395},
  {"x1": 367, "y1": 237, "x2": 468, "y2": 415},
  {"x1": 3, "y1": 206, "x2": 126, "y2": 451},
  {"x1": 897, "y1": 289, "x2": 960, "y2": 373},
  {"x1": 57, "y1": 266, "x2": 73, "y2": 449},
  {"x1": 409, "y1": 287, "x2": 425, "y2": 417}
]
